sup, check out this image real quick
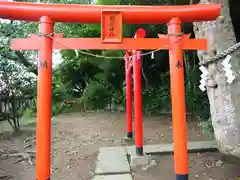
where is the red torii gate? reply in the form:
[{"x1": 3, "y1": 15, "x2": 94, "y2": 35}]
[{"x1": 0, "y1": 2, "x2": 221, "y2": 180}]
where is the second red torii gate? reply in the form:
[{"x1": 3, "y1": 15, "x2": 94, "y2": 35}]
[{"x1": 0, "y1": 1, "x2": 221, "y2": 180}]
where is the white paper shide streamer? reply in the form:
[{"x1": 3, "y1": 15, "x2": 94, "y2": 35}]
[
  {"x1": 199, "y1": 65, "x2": 208, "y2": 92},
  {"x1": 221, "y1": 55, "x2": 235, "y2": 84},
  {"x1": 151, "y1": 52, "x2": 154, "y2": 59}
]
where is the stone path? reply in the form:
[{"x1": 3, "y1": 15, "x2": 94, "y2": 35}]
[
  {"x1": 93, "y1": 174, "x2": 133, "y2": 180},
  {"x1": 95, "y1": 147, "x2": 130, "y2": 175},
  {"x1": 92, "y1": 141, "x2": 218, "y2": 180}
]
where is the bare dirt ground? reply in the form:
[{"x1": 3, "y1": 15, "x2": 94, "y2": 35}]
[
  {"x1": 0, "y1": 112, "x2": 239, "y2": 180},
  {"x1": 134, "y1": 152, "x2": 240, "y2": 180}
]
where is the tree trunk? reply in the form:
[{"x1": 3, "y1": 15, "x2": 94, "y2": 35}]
[{"x1": 193, "y1": 0, "x2": 240, "y2": 157}]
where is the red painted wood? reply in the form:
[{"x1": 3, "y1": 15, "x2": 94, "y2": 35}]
[{"x1": 0, "y1": 1, "x2": 221, "y2": 23}]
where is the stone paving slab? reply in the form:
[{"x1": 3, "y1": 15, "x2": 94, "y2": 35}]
[
  {"x1": 95, "y1": 146, "x2": 130, "y2": 175},
  {"x1": 99, "y1": 146, "x2": 126, "y2": 153},
  {"x1": 92, "y1": 174, "x2": 132, "y2": 180},
  {"x1": 188, "y1": 140, "x2": 218, "y2": 152},
  {"x1": 93, "y1": 141, "x2": 217, "y2": 179},
  {"x1": 126, "y1": 140, "x2": 218, "y2": 154}
]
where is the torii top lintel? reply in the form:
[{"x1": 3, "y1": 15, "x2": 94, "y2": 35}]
[{"x1": 0, "y1": 1, "x2": 220, "y2": 24}]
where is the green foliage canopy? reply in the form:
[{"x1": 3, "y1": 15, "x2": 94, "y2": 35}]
[{"x1": 0, "y1": 0, "x2": 210, "y2": 119}]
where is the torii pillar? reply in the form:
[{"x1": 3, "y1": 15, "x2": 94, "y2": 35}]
[
  {"x1": 124, "y1": 28, "x2": 146, "y2": 155},
  {"x1": 1, "y1": 2, "x2": 221, "y2": 180}
]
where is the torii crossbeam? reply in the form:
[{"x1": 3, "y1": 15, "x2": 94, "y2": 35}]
[
  {"x1": 0, "y1": 1, "x2": 221, "y2": 180},
  {"x1": 11, "y1": 33, "x2": 206, "y2": 50}
]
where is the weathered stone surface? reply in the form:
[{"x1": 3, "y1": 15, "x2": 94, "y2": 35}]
[
  {"x1": 130, "y1": 152, "x2": 149, "y2": 169},
  {"x1": 92, "y1": 174, "x2": 132, "y2": 180},
  {"x1": 188, "y1": 141, "x2": 218, "y2": 151},
  {"x1": 126, "y1": 141, "x2": 217, "y2": 154},
  {"x1": 193, "y1": 0, "x2": 240, "y2": 158},
  {"x1": 95, "y1": 147, "x2": 130, "y2": 175},
  {"x1": 99, "y1": 146, "x2": 123, "y2": 153}
]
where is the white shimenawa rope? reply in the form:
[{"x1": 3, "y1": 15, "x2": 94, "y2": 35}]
[
  {"x1": 200, "y1": 42, "x2": 240, "y2": 66},
  {"x1": 37, "y1": 32, "x2": 184, "y2": 60}
]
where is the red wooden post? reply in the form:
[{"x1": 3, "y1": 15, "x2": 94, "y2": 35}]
[
  {"x1": 168, "y1": 17, "x2": 188, "y2": 180},
  {"x1": 133, "y1": 50, "x2": 143, "y2": 156},
  {"x1": 36, "y1": 16, "x2": 53, "y2": 180},
  {"x1": 124, "y1": 52, "x2": 133, "y2": 139},
  {"x1": 132, "y1": 28, "x2": 146, "y2": 156}
]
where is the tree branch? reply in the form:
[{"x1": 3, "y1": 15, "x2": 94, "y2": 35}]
[
  {"x1": 190, "y1": 0, "x2": 200, "y2": 4},
  {"x1": 15, "y1": 51, "x2": 37, "y2": 75},
  {"x1": 0, "y1": 51, "x2": 37, "y2": 75},
  {"x1": 0, "y1": 52, "x2": 18, "y2": 61}
]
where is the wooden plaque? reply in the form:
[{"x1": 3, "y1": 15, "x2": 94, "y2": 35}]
[{"x1": 101, "y1": 10, "x2": 122, "y2": 43}]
